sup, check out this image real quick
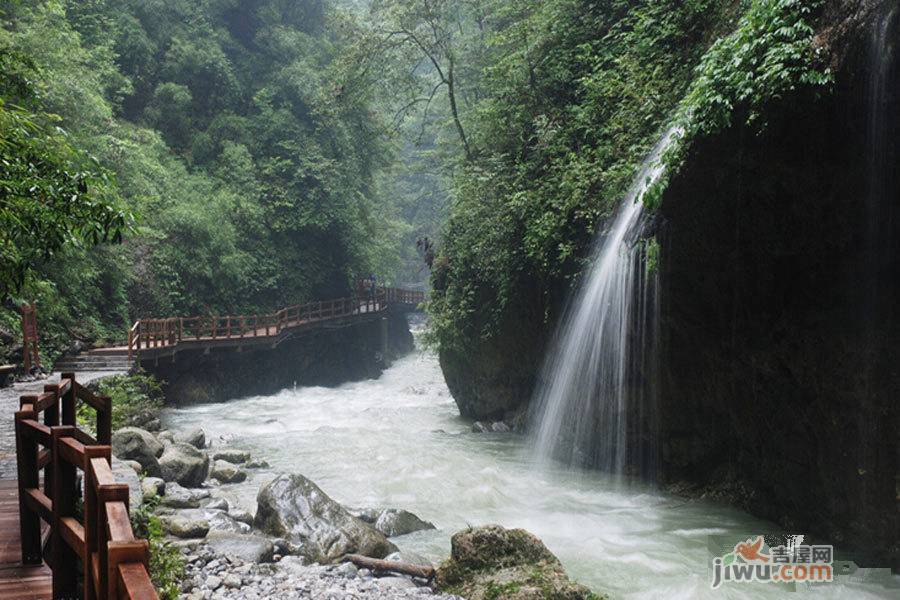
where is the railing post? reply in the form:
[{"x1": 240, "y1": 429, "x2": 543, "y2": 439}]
[
  {"x1": 83, "y1": 444, "x2": 110, "y2": 600},
  {"x1": 97, "y1": 395, "x2": 112, "y2": 446},
  {"x1": 51, "y1": 426, "x2": 79, "y2": 598},
  {"x1": 97, "y1": 481, "x2": 130, "y2": 599},
  {"x1": 42, "y1": 385, "x2": 59, "y2": 500},
  {"x1": 60, "y1": 374, "x2": 76, "y2": 426},
  {"x1": 14, "y1": 407, "x2": 41, "y2": 564}
]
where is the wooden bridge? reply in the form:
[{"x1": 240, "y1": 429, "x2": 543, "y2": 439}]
[
  {"x1": 1, "y1": 375, "x2": 157, "y2": 599},
  {"x1": 125, "y1": 286, "x2": 424, "y2": 364},
  {"x1": 52, "y1": 286, "x2": 426, "y2": 371}
]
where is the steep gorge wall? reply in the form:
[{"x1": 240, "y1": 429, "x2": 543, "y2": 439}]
[{"x1": 656, "y1": 0, "x2": 899, "y2": 567}]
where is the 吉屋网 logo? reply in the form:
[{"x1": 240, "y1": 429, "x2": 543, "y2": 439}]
[{"x1": 711, "y1": 535, "x2": 833, "y2": 589}]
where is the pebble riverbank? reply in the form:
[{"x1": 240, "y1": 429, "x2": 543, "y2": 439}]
[{"x1": 177, "y1": 541, "x2": 463, "y2": 600}]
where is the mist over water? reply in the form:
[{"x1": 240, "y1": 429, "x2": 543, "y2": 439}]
[{"x1": 162, "y1": 338, "x2": 894, "y2": 599}]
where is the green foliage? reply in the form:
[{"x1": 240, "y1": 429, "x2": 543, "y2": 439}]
[
  {"x1": 680, "y1": 0, "x2": 830, "y2": 136},
  {"x1": 0, "y1": 0, "x2": 406, "y2": 363},
  {"x1": 130, "y1": 497, "x2": 184, "y2": 600},
  {"x1": 0, "y1": 47, "x2": 131, "y2": 298},
  {"x1": 77, "y1": 373, "x2": 163, "y2": 433},
  {"x1": 429, "y1": 0, "x2": 831, "y2": 355},
  {"x1": 429, "y1": 0, "x2": 734, "y2": 351}
]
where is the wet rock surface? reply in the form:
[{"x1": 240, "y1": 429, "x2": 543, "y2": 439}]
[
  {"x1": 434, "y1": 525, "x2": 601, "y2": 600},
  {"x1": 254, "y1": 473, "x2": 398, "y2": 563},
  {"x1": 159, "y1": 442, "x2": 210, "y2": 487},
  {"x1": 111, "y1": 426, "x2": 164, "y2": 476},
  {"x1": 354, "y1": 508, "x2": 437, "y2": 538}
]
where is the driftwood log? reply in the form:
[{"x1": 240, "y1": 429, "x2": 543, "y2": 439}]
[{"x1": 341, "y1": 554, "x2": 436, "y2": 581}]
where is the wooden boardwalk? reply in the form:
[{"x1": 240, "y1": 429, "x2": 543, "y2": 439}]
[
  {"x1": 125, "y1": 287, "x2": 425, "y2": 364},
  {"x1": 0, "y1": 479, "x2": 51, "y2": 599}
]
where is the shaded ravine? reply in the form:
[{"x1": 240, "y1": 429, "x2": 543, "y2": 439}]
[{"x1": 161, "y1": 339, "x2": 894, "y2": 599}]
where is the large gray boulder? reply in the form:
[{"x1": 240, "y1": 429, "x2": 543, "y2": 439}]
[
  {"x1": 111, "y1": 457, "x2": 143, "y2": 508},
  {"x1": 212, "y1": 448, "x2": 250, "y2": 464},
  {"x1": 206, "y1": 511, "x2": 250, "y2": 534},
  {"x1": 254, "y1": 473, "x2": 397, "y2": 563},
  {"x1": 434, "y1": 525, "x2": 597, "y2": 599},
  {"x1": 158, "y1": 442, "x2": 209, "y2": 487},
  {"x1": 159, "y1": 511, "x2": 209, "y2": 539},
  {"x1": 175, "y1": 428, "x2": 206, "y2": 449},
  {"x1": 206, "y1": 530, "x2": 274, "y2": 563},
  {"x1": 374, "y1": 509, "x2": 436, "y2": 537},
  {"x1": 111, "y1": 427, "x2": 163, "y2": 477},
  {"x1": 160, "y1": 482, "x2": 209, "y2": 508},
  {"x1": 210, "y1": 460, "x2": 247, "y2": 484}
]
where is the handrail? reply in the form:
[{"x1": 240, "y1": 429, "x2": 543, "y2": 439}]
[
  {"x1": 14, "y1": 373, "x2": 158, "y2": 599},
  {"x1": 128, "y1": 286, "x2": 426, "y2": 358}
]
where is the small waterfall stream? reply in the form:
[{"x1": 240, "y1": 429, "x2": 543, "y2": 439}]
[{"x1": 530, "y1": 127, "x2": 678, "y2": 474}]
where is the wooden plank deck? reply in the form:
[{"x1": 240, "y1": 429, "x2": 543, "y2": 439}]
[{"x1": 0, "y1": 479, "x2": 50, "y2": 599}]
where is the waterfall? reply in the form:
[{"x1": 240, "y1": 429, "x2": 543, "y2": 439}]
[{"x1": 530, "y1": 126, "x2": 679, "y2": 475}]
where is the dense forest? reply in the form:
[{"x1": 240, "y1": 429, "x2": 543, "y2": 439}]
[{"x1": 0, "y1": 0, "x2": 445, "y2": 363}]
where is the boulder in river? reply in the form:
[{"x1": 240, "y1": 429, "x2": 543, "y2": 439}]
[
  {"x1": 254, "y1": 473, "x2": 397, "y2": 563},
  {"x1": 111, "y1": 427, "x2": 163, "y2": 476},
  {"x1": 160, "y1": 482, "x2": 208, "y2": 508},
  {"x1": 158, "y1": 442, "x2": 210, "y2": 487},
  {"x1": 141, "y1": 476, "x2": 166, "y2": 498},
  {"x1": 212, "y1": 447, "x2": 251, "y2": 464},
  {"x1": 176, "y1": 428, "x2": 206, "y2": 449},
  {"x1": 434, "y1": 525, "x2": 601, "y2": 600},
  {"x1": 354, "y1": 508, "x2": 436, "y2": 537},
  {"x1": 160, "y1": 512, "x2": 210, "y2": 539},
  {"x1": 207, "y1": 511, "x2": 251, "y2": 534},
  {"x1": 111, "y1": 457, "x2": 143, "y2": 508},
  {"x1": 210, "y1": 459, "x2": 247, "y2": 484}
]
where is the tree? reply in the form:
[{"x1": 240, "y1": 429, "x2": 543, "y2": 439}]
[
  {"x1": 368, "y1": 0, "x2": 486, "y2": 161},
  {"x1": 0, "y1": 48, "x2": 130, "y2": 300}
]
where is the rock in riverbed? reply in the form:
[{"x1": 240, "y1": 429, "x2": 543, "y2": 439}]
[
  {"x1": 353, "y1": 507, "x2": 437, "y2": 537},
  {"x1": 111, "y1": 427, "x2": 163, "y2": 476},
  {"x1": 210, "y1": 459, "x2": 247, "y2": 483},
  {"x1": 205, "y1": 530, "x2": 274, "y2": 563},
  {"x1": 435, "y1": 525, "x2": 602, "y2": 600},
  {"x1": 160, "y1": 512, "x2": 210, "y2": 539},
  {"x1": 159, "y1": 442, "x2": 209, "y2": 487},
  {"x1": 160, "y1": 482, "x2": 209, "y2": 508},
  {"x1": 212, "y1": 447, "x2": 251, "y2": 464},
  {"x1": 175, "y1": 427, "x2": 206, "y2": 449},
  {"x1": 254, "y1": 473, "x2": 397, "y2": 563}
]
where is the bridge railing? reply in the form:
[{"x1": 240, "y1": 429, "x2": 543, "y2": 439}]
[
  {"x1": 14, "y1": 374, "x2": 158, "y2": 599},
  {"x1": 127, "y1": 286, "x2": 424, "y2": 358}
]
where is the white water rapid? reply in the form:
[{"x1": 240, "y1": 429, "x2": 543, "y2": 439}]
[{"x1": 161, "y1": 334, "x2": 895, "y2": 599}]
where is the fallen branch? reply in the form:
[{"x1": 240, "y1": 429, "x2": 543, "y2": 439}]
[{"x1": 341, "y1": 554, "x2": 436, "y2": 581}]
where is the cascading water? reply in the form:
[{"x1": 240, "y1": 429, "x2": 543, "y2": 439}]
[{"x1": 530, "y1": 126, "x2": 679, "y2": 475}]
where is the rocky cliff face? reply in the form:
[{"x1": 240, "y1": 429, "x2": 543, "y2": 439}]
[
  {"x1": 655, "y1": 0, "x2": 898, "y2": 568},
  {"x1": 436, "y1": 0, "x2": 898, "y2": 568}
]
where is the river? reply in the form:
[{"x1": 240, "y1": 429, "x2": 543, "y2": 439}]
[{"x1": 161, "y1": 332, "x2": 895, "y2": 600}]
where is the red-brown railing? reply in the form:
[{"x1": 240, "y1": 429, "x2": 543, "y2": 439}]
[
  {"x1": 127, "y1": 286, "x2": 426, "y2": 361},
  {"x1": 14, "y1": 374, "x2": 158, "y2": 599}
]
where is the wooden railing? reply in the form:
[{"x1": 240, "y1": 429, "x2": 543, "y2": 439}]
[
  {"x1": 127, "y1": 286, "x2": 426, "y2": 360},
  {"x1": 14, "y1": 374, "x2": 158, "y2": 599}
]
